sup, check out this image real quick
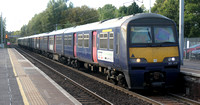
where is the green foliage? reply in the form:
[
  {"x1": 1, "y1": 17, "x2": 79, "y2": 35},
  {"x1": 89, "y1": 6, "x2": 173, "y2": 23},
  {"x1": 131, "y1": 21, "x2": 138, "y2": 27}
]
[
  {"x1": 63, "y1": 6, "x2": 99, "y2": 25},
  {"x1": 152, "y1": 0, "x2": 179, "y2": 24},
  {"x1": 152, "y1": 0, "x2": 200, "y2": 38},
  {"x1": 127, "y1": 2, "x2": 143, "y2": 15},
  {"x1": 0, "y1": 16, "x2": 6, "y2": 42},
  {"x1": 98, "y1": 4, "x2": 117, "y2": 20},
  {"x1": 185, "y1": 0, "x2": 200, "y2": 37},
  {"x1": 117, "y1": 2, "x2": 143, "y2": 17},
  {"x1": 118, "y1": 6, "x2": 128, "y2": 17}
]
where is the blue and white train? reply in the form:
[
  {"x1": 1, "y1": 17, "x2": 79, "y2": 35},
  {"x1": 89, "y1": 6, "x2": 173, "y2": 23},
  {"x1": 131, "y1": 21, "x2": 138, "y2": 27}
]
[{"x1": 18, "y1": 13, "x2": 180, "y2": 89}]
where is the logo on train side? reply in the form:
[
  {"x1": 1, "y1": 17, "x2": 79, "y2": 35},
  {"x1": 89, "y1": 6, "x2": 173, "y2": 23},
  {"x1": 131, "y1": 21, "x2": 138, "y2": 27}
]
[{"x1": 97, "y1": 50, "x2": 114, "y2": 62}]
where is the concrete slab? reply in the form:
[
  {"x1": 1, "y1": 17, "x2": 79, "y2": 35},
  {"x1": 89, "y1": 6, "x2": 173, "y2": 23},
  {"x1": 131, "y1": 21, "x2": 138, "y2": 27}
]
[{"x1": 0, "y1": 48, "x2": 24, "y2": 105}]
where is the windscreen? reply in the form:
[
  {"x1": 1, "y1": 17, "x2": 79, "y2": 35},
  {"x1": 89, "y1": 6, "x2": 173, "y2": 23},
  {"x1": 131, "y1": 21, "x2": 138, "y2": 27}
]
[
  {"x1": 130, "y1": 26, "x2": 176, "y2": 44},
  {"x1": 130, "y1": 27, "x2": 152, "y2": 44},
  {"x1": 154, "y1": 26, "x2": 175, "y2": 43}
]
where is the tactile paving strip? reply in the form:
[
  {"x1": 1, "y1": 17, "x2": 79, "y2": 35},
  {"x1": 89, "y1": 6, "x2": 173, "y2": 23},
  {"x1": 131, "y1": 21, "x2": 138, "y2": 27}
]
[{"x1": 8, "y1": 48, "x2": 48, "y2": 105}]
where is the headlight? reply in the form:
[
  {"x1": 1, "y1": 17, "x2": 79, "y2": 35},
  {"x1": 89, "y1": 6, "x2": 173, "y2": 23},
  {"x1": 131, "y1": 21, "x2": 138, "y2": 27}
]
[
  {"x1": 163, "y1": 57, "x2": 179, "y2": 65},
  {"x1": 168, "y1": 57, "x2": 176, "y2": 62},
  {"x1": 130, "y1": 58, "x2": 147, "y2": 63}
]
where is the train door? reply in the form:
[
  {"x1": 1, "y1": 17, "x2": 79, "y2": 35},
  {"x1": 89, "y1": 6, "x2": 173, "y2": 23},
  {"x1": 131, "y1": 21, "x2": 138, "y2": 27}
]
[
  {"x1": 73, "y1": 33, "x2": 77, "y2": 57},
  {"x1": 92, "y1": 31, "x2": 98, "y2": 63}
]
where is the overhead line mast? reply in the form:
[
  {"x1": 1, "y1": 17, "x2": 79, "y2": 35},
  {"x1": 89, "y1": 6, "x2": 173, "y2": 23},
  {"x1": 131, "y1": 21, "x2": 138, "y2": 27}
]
[{"x1": 1, "y1": 12, "x2": 3, "y2": 48}]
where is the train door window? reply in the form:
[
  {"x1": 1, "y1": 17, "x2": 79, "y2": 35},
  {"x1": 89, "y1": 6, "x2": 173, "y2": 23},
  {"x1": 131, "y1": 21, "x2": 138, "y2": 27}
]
[
  {"x1": 49, "y1": 36, "x2": 54, "y2": 51},
  {"x1": 78, "y1": 34, "x2": 83, "y2": 47},
  {"x1": 100, "y1": 33, "x2": 108, "y2": 49},
  {"x1": 116, "y1": 33, "x2": 120, "y2": 54},
  {"x1": 84, "y1": 34, "x2": 89, "y2": 48},
  {"x1": 109, "y1": 32, "x2": 114, "y2": 50}
]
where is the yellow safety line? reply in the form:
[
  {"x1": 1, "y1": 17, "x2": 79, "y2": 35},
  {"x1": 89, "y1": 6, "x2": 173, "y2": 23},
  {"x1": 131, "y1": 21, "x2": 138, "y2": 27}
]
[{"x1": 8, "y1": 49, "x2": 30, "y2": 105}]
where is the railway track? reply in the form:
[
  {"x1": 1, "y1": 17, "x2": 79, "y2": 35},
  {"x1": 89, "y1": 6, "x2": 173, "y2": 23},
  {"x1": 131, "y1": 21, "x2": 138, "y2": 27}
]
[
  {"x1": 15, "y1": 46, "x2": 200, "y2": 105},
  {"x1": 147, "y1": 93, "x2": 200, "y2": 105}
]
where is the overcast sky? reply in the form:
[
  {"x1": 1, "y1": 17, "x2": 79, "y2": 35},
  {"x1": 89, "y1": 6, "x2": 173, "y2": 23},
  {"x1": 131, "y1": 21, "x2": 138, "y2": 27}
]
[{"x1": 0, "y1": 0, "x2": 155, "y2": 32}]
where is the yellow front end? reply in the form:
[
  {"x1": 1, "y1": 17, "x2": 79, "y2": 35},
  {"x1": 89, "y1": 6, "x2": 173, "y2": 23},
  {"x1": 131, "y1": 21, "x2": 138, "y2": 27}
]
[
  {"x1": 128, "y1": 46, "x2": 180, "y2": 89},
  {"x1": 129, "y1": 46, "x2": 179, "y2": 63}
]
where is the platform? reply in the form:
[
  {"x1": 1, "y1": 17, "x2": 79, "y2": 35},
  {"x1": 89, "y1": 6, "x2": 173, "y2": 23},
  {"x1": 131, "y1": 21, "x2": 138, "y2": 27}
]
[
  {"x1": 181, "y1": 59, "x2": 200, "y2": 77},
  {"x1": 0, "y1": 48, "x2": 81, "y2": 105}
]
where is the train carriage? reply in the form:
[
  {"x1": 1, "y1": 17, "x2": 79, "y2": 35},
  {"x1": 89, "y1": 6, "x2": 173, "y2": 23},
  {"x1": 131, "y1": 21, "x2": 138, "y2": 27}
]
[{"x1": 18, "y1": 13, "x2": 180, "y2": 89}]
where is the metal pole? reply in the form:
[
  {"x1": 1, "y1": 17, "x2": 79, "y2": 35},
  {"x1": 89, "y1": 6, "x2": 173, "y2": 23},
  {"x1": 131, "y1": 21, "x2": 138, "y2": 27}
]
[
  {"x1": 1, "y1": 12, "x2": 3, "y2": 48},
  {"x1": 179, "y1": 0, "x2": 184, "y2": 65},
  {"x1": 149, "y1": 0, "x2": 151, "y2": 13}
]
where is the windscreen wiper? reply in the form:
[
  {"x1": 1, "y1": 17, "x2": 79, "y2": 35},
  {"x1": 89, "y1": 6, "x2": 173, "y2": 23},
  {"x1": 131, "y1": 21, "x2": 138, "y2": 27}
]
[{"x1": 147, "y1": 28, "x2": 151, "y2": 40}]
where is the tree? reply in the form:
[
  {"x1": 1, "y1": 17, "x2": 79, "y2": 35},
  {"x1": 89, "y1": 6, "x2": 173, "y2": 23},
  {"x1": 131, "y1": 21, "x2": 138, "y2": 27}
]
[
  {"x1": 127, "y1": 2, "x2": 143, "y2": 15},
  {"x1": 46, "y1": 0, "x2": 68, "y2": 31},
  {"x1": 118, "y1": 6, "x2": 128, "y2": 17},
  {"x1": 63, "y1": 5, "x2": 99, "y2": 26},
  {"x1": 117, "y1": 2, "x2": 143, "y2": 17},
  {"x1": 98, "y1": 4, "x2": 117, "y2": 20},
  {"x1": 0, "y1": 16, "x2": 6, "y2": 42},
  {"x1": 20, "y1": 25, "x2": 27, "y2": 37},
  {"x1": 185, "y1": 0, "x2": 200, "y2": 37},
  {"x1": 152, "y1": 0, "x2": 200, "y2": 38},
  {"x1": 151, "y1": 0, "x2": 165, "y2": 13}
]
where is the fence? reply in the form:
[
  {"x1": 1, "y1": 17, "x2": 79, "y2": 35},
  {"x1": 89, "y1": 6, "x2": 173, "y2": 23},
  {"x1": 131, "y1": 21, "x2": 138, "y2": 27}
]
[{"x1": 184, "y1": 37, "x2": 200, "y2": 60}]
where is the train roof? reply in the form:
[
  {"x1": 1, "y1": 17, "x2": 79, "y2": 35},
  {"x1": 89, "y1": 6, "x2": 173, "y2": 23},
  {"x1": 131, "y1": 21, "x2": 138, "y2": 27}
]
[
  {"x1": 46, "y1": 15, "x2": 132, "y2": 36},
  {"x1": 18, "y1": 13, "x2": 171, "y2": 39}
]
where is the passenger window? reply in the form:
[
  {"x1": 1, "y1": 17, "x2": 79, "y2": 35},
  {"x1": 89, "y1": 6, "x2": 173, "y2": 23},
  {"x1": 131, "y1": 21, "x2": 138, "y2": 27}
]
[
  {"x1": 68, "y1": 35, "x2": 72, "y2": 46},
  {"x1": 84, "y1": 34, "x2": 89, "y2": 48},
  {"x1": 64, "y1": 35, "x2": 72, "y2": 46},
  {"x1": 78, "y1": 34, "x2": 83, "y2": 47},
  {"x1": 64, "y1": 35, "x2": 68, "y2": 45},
  {"x1": 100, "y1": 33, "x2": 108, "y2": 49},
  {"x1": 56, "y1": 36, "x2": 62, "y2": 45}
]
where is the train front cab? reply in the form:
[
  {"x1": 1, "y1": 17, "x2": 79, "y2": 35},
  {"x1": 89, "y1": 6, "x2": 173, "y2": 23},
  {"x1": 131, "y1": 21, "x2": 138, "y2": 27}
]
[{"x1": 126, "y1": 15, "x2": 180, "y2": 89}]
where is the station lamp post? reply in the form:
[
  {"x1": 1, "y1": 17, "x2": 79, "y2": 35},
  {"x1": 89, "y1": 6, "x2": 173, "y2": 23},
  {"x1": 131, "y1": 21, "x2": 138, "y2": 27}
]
[
  {"x1": 179, "y1": 0, "x2": 184, "y2": 65},
  {"x1": 1, "y1": 12, "x2": 4, "y2": 48}
]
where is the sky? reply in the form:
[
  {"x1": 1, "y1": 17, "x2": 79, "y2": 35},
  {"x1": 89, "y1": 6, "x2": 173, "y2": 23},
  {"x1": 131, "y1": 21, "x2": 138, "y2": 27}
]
[{"x1": 0, "y1": 0, "x2": 155, "y2": 32}]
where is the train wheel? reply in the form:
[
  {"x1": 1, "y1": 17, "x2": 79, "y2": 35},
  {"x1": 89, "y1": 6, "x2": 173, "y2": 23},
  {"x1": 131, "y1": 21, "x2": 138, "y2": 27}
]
[
  {"x1": 74, "y1": 60, "x2": 80, "y2": 69},
  {"x1": 61, "y1": 57, "x2": 66, "y2": 64},
  {"x1": 117, "y1": 74, "x2": 127, "y2": 88},
  {"x1": 49, "y1": 54, "x2": 53, "y2": 59},
  {"x1": 66, "y1": 58, "x2": 71, "y2": 66}
]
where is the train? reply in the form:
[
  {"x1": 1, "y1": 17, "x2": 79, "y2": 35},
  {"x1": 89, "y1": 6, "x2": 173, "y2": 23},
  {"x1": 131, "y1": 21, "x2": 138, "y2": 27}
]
[{"x1": 18, "y1": 13, "x2": 180, "y2": 89}]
